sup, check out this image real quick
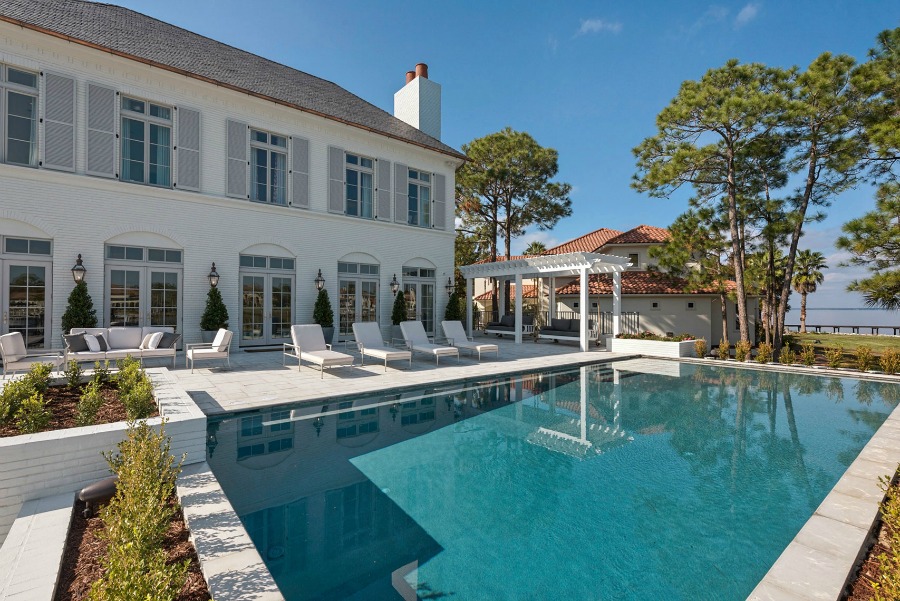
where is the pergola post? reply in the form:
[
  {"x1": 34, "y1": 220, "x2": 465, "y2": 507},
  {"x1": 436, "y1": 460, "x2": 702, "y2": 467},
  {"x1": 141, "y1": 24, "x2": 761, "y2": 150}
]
[
  {"x1": 466, "y1": 277, "x2": 474, "y2": 337},
  {"x1": 612, "y1": 271, "x2": 622, "y2": 337},
  {"x1": 549, "y1": 276, "x2": 556, "y2": 322},
  {"x1": 498, "y1": 278, "x2": 506, "y2": 317},
  {"x1": 579, "y1": 267, "x2": 589, "y2": 351},
  {"x1": 514, "y1": 273, "x2": 523, "y2": 345}
]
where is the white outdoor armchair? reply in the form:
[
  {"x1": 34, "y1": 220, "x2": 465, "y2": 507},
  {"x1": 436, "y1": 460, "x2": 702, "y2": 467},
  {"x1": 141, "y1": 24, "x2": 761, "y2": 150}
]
[
  {"x1": 441, "y1": 321, "x2": 499, "y2": 361},
  {"x1": 352, "y1": 322, "x2": 411, "y2": 371},
  {"x1": 284, "y1": 324, "x2": 355, "y2": 378},
  {"x1": 185, "y1": 328, "x2": 232, "y2": 373},
  {"x1": 400, "y1": 321, "x2": 459, "y2": 364},
  {"x1": 0, "y1": 332, "x2": 63, "y2": 377}
]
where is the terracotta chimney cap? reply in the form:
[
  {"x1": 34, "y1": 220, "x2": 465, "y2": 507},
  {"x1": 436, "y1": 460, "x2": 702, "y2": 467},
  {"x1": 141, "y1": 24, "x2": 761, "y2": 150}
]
[
  {"x1": 415, "y1": 63, "x2": 428, "y2": 79},
  {"x1": 405, "y1": 70, "x2": 415, "y2": 84}
]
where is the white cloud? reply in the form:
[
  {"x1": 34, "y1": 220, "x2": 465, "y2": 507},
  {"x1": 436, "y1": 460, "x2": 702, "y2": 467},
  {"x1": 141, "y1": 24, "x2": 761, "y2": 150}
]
[
  {"x1": 734, "y1": 3, "x2": 760, "y2": 27},
  {"x1": 681, "y1": 6, "x2": 729, "y2": 37},
  {"x1": 575, "y1": 18, "x2": 623, "y2": 37},
  {"x1": 547, "y1": 34, "x2": 559, "y2": 53}
]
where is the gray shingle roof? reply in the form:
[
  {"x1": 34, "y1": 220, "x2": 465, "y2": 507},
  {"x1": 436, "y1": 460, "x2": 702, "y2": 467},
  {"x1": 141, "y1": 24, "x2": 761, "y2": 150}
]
[{"x1": 0, "y1": 0, "x2": 465, "y2": 160}]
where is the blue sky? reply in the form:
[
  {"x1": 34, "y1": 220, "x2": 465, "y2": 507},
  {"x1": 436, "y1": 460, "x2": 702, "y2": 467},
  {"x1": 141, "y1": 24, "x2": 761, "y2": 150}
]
[{"x1": 115, "y1": 0, "x2": 898, "y2": 309}]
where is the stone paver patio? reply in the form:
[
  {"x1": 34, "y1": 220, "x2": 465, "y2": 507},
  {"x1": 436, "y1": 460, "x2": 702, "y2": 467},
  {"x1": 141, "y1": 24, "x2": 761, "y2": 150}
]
[{"x1": 167, "y1": 335, "x2": 632, "y2": 415}]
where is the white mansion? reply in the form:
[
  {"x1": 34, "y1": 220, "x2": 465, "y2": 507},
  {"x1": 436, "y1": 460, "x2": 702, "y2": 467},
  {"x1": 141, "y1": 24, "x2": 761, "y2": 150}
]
[{"x1": 0, "y1": 1, "x2": 464, "y2": 351}]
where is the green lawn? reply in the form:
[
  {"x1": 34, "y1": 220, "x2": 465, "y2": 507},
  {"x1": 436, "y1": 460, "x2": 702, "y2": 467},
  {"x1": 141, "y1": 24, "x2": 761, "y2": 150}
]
[{"x1": 784, "y1": 332, "x2": 900, "y2": 354}]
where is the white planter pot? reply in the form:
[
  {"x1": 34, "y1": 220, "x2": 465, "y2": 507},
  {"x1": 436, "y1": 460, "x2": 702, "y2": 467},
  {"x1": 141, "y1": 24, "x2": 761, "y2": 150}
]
[{"x1": 609, "y1": 338, "x2": 697, "y2": 358}]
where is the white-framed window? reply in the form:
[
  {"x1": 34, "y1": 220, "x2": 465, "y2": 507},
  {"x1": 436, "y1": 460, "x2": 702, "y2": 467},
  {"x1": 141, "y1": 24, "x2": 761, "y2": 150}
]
[
  {"x1": 407, "y1": 168, "x2": 431, "y2": 227},
  {"x1": 104, "y1": 244, "x2": 183, "y2": 330},
  {"x1": 1, "y1": 65, "x2": 39, "y2": 167},
  {"x1": 628, "y1": 253, "x2": 640, "y2": 270},
  {"x1": 250, "y1": 128, "x2": 287, "y2": 205},
  {"x1": 3, "y1": 237, "x2": 51, "y2": 256},
  {"x1": 345, "y1": 153, "x2": 374, "y2": 218},
  {"x1": 120, "y1": 96, "x2": 172, "y2": 186}
]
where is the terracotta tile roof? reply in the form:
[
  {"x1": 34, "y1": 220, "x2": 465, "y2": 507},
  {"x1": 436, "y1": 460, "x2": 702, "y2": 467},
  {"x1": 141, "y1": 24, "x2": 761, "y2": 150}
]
[
  {"x1": 554, "y1": 272, "x2": 736, "y2": 296},
  {"x1": 0, "y1": 0, "x2": 465, "y2": 160},
  {"x1": 474, "y1": 284, "x2": 538, "y2": 301},
  {"x1": 547, "y1": 228, "x2": 623, "y2": 254},
  {"x1": 603, "y1": 225, "x2": 670, "y2": 245},
  {"x1": 472, "y1": 254, "x2": 531, "y2": 265}
]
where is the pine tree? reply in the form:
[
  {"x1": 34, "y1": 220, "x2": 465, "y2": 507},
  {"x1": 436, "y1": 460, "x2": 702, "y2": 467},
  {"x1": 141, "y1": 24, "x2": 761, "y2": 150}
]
[
  {"x1": 312, "y1": 289, "x2": 334, "y2": 328},
  {"x1": 61, "y1": 281, "x2": 97, "y2": 332},
  {"x1": 199, "y1": 287, "x2": 229, "y2": 331}
]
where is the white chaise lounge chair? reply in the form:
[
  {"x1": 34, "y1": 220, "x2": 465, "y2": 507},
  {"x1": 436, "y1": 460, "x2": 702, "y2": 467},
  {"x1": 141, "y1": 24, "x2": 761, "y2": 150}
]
[
  {"x1": 399, "y1": 321, "x2": 459, "y2": 364},
  {"x1": 284, "y1": 324, "x2": 355, "y2": 378},
  {"x1": 185, "y1": 328, "x2": 233, "y2": 373},
  {"x1": 0, "y1": 332, "x2": 63, "y2": 377},
  {"x1": 441, "y1": 321, "x2": 499, "y2": 361},
  {"x1": 352, "y1": 322, "x2": 411, "y2": 371}
]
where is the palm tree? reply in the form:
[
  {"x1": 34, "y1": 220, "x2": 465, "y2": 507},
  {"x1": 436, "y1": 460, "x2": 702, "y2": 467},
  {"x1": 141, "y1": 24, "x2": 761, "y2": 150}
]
[
  {"x1": 524, "y1": 241, "x2": 547, "y2": 256},
  {"x1": 791, "y1": 250, "x2": 827, "y2": 333}
]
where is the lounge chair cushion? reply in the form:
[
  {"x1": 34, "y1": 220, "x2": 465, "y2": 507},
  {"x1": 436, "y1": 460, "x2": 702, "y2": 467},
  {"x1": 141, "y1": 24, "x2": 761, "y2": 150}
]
[
  {"x1": 550, "y1": 318, "x2": 570, "y2": 331},
  {"x1": 302, "y1": 349, "x2": 355, "y2": 367},
  {"x1": 64, "y1": 334, "x2": 89, "y2": 353},
  {"x1": 500, "y1": 315, "x2": 515, "y2": 327},
  {"x1": 212, "y1": 329, "x2": 231, "y2": 352},
  {"x1": 0, "y1": 333, "x2": 26, "y2": 363}
]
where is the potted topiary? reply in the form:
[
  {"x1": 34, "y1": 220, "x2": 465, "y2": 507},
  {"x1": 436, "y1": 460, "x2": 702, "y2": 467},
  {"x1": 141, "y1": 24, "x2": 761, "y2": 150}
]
[
  {"x1": 200, "y1": 287, "x2": 229, "y2": 343},
  {"x1": 61, "y1": 281, "x2": 98, "y2": 332},
  {"x1": 444, "y1": 290, "x2": 463, "y2": 322},
  {"x1": 391, "y1": 290, "x2": 407, "y2": 342},
  {"x1": 313, "y1": 288, "x2": 335, "y2": 345}
]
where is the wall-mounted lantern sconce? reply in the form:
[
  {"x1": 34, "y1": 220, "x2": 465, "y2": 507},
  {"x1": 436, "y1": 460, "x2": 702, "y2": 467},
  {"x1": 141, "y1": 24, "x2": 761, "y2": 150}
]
[
  {"x1": 208, "y1": 262, "x2": 220, "y2": 288},
  {"x1": 71, "y1": 254, "x2": 86, "y2": 283},
  {"x1": 314, "y1": 269, "x2": 325, "y2": 291},
  {"x1": 390, "y1": 274, "x2": 400, "y2": 295},
  {"x1": 445, "y1": 277, "x2": 454, "y2": 296}
]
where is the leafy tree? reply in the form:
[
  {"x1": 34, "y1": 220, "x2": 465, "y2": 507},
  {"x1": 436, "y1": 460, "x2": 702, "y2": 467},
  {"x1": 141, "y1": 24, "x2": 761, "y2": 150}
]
[
  {"x1": 391, "y1": 290, "x2": 407, "y2": 326},
  {"x1": 454, "y1": 230, "x2": 486, "y2": 294},
  {"x1": 633, "y1": 60, "x2": 791, "y2": 342},
  {"x1": 791, "y1": 250, "x2": 827, "y2": 333},
  {"x1": 650, "y1": 208, "x2": 733, "y2": 337},
  {"x1": 199, "y1": 286, "x2": 229, "y2": 331},
  {"x1": 524, "y1": 241, "x2": 548, "y2": 255},
  {"x1": 457, "y1": 127, "x2": 572, "y2": 310},
  {"x1": 836, "y1": 183, "x2": 900, "y2": 309},
  {"x1": 312, "y1": 289, "x2": 333, "y2": 328},
  {"x1": 61, "y1": 281, "x2": 98, "y2": 332}
]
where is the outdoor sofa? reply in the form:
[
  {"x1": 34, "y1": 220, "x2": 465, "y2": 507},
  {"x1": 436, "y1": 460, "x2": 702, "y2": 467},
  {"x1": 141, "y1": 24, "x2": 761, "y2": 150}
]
[
  {"x1": 484, "y1": 314, "x2": 534, "y2": 338},
  {"x1": 64, "y1": 326, "x2": 180, "y2": 367},
  {"x1": 538, "y1": 318, "x2": 597, "y2": 343}
]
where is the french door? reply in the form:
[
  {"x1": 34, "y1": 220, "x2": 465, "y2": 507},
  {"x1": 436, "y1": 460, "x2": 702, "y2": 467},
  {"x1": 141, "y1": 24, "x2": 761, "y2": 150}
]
[
  {"x1": 2, "y1": 260, "x2": 52, "y2": 349},
  {"x1": 404, "y1": 282, "x2": 435, "y2": 335},
  {"x1": 240, "y1": 273, "x2": 293, "y2": 346},
  {"x1": 338, "y1": 279, "x2": 378, "y2": 340},
  {"x1": 105, "y1": 266, "x2": 182, "y2": 330}
]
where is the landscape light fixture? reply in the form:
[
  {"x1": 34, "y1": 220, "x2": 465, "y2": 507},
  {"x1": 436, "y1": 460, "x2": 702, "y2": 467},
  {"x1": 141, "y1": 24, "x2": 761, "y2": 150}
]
[
  {"x1": 314, "y1": 269, "x2": 325, "y2": 291},
  {"x1": 207, "y1": 262, "x2": 220, "y2": 288},
  {"x1": 390, "y1": 274, "x2": 400, "y2": 295},
  {"x1": 445, "y1": 277, "x2": 454, "y2": 296},
  {"x1": 71, "y1": 254, "x2": 86, "y2": 283}
]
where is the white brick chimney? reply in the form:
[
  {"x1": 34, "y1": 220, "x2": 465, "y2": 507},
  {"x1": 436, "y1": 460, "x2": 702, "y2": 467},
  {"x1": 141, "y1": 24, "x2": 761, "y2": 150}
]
[{"x1": 394, "y1": 63, "x2": 441, "y2": 141}]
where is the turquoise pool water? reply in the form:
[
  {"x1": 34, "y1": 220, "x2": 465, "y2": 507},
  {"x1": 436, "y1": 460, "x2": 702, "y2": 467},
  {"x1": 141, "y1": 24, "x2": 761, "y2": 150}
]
[{"x1": 206, "y1": 360, "x2": 900, "y2": 600}]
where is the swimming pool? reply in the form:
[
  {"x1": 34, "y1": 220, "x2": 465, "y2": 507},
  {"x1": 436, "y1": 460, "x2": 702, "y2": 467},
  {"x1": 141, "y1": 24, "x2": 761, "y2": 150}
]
[{"x1": 206, "y1": 359, "x2": 900, "y2": 600}]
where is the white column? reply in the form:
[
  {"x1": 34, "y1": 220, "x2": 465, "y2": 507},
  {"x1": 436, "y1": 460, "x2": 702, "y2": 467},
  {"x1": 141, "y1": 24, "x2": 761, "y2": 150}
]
[
  {"x1": 579, "y1": 268, "x2": 589, "y2": 352},
  {"x1": 466, "y1": 277, "x2": 474, "y2": 337},
  {"x1": 612, "y1": 270, "x2": 622, "y2": 337},
  {"x1": 549, "y1": 276, "x2": 556, "y2": 321},
  {"x1": 498, "y1": 278, "x2": 506, "y2": 317},
  {"x1": 514, "y1": 273, "x2": 523, "y2": 344}
]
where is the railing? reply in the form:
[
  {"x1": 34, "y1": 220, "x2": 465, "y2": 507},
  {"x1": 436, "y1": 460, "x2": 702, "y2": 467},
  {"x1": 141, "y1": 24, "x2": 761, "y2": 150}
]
[
  {"x1": 785, "y1": 324, "x2": 900, "y2": 336},
  {"x1": 470, "y1": 310, "x2": 641, "y2": 336}
]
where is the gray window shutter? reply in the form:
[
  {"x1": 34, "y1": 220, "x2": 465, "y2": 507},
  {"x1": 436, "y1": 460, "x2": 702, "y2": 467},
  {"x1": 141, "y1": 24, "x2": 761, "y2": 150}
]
[
  {"x1": 327, "y1": 145, "x2": 344, "y2": 213},
  {"x1": 433, "y1": 173, "x2": 447, "y2": 230},
  {"x1": 291, "y1": 136, "x2": 309, "y2": 208},
  {"x1": 376, "y1": 158, "x2": 391, "y2": 221},
  {"x1": 226, "y1": 119, "x2": 248, "y2": 198},
  {"x1": 86, "y1": 83, "x2": 116, "y2": 178},
  {"x1": 176, "y1": 107, "x2": 201, "y2": 191},
  {"x1": 42, "y1": 72, "x2": 76, "y2": 172},
  {"x1": 394, "y1": 163, "x2": 408, "y2": 224}
]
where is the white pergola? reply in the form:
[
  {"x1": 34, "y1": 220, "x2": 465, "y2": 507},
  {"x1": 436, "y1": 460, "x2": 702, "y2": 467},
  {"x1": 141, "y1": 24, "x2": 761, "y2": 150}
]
[{"x1": 458, "y1": 252, "x2": 630, "y2": 352}]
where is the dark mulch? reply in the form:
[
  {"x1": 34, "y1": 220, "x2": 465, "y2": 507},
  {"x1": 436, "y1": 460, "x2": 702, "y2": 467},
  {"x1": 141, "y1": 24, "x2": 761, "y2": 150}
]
[
  {"x1": 0, "y1": 383, "x2": 158, "y2": 438},
  {"x1": 845, "y1": 519, "x2": 890, "y2": 601},
  {"x1": 54, "y1": 499, "x2": 210, "y2": 601}
]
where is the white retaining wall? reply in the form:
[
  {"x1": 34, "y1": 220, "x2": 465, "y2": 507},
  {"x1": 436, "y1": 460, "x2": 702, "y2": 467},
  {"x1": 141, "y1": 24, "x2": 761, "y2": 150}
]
[
  {"x1": 608, "y1": 338, "x2": 696, "y2": 358},
  {"x1": 0, "y1": 370, "x2": 206, "y2": 545}
]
